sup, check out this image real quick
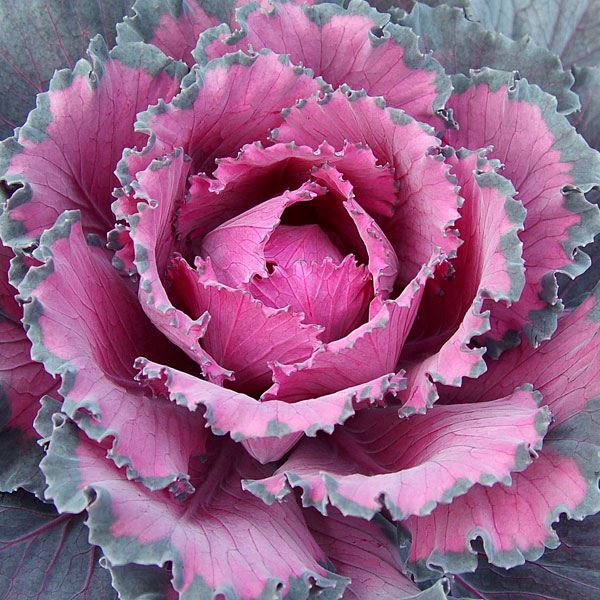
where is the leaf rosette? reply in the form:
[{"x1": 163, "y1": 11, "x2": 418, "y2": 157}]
[{"x1": 1, "y1": 1, "x2": 600, "y2": 599}]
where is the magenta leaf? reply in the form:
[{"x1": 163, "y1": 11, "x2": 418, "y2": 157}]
[
  {"x1": 169, "y1": 253, "x2": 323, "y2": 396},
  {"x1": 125, "y1": 150, "x2": 233, "y2": 384},
  {"x1": 179, "y1": 139, "x2": 399, "y2": 244},
  {"x1": 0, "y1": 242, "x2": 58, "y2": 496},
  {"x1": 262, "y1": 259, "x2": 433, "y2": 404},
  {"x1": 119, "y1": 49, "x2": 324, "y2": 186},
  {"x1": 305, "y1": 508, "x2": 449, "y2": 600},
  {"x1": 466, "y1": 0, "x2": 600, "y2": 69},
  {"x1": 451, "y1": 513, "x2": 600, "y2": 600},
  {"x1": 116, "y1": 0, "x2": 223, "y2": 66},
  {"x1": 16, "y1": 210, "x2": 207, "y2": 491},
  {"x1": 0, "y1": 35, "x2": 186, "y2": 248},
  {"x1": 403, "y1": 287, "x2": 600, "y2": 580},
  {"x1": 276, "y1": 87, "x2": 461, "y2": 285},
  {"x1": 41, "y1": 417, "x2": 348, "y2": 599},
  {"x1": 400, "y1": 148, "x2": 525, "y2": 413},
  {"x1": 0, "y1": 0, "x2": 135, "y2": 138},
  {"x1": 136, "y1": 357, "x2": 404, "y2": 463},
  {"x1": 195, "y1": 0, "x2": 451, "y2": 129},
  {"x1": 246, "y1": 388, "x2": 549, "y2": 520},
  {"x1": 445, "y1": 69, "x2": 600, "y2": 348},
  {"x1": 0, "y1": 489, "x2": 116, "y2": 600},
  {"x1": 399, "y1": 2, "x2": 579, "y2": 114},
  {"x1": 249, "y1": 255, "x2": 372, "y2": 343}
]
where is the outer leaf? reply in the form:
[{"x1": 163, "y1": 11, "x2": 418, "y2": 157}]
[
  {"x1": 116, "y1": 0, "x2": 223, "y2": 66},
  {"x1": 245, "y1": 388, "x2": 550, "y2": 521},
  {"x1": 102, "y1": 560, "x2": 178, "y2": 600},
  {"x1": 403, "y1": 286, "x2": 600, "y2": 579},
  {"x1": 0, "y1": 243, "x2": 57, "y2": 495},
  {"x1": 569, "y1": 66, "x2": 600, "y2": 151},
  {"x1": 0, "y1": 36, "x2": 186, "y2": 248},
  {"x1": 451, "y1": 513, "x2": 600, "y2": 600},
  {"x1": 16, "y1": 210, "x2": 207, "y2": 492},
  {"x1": 0, "y1": 0, "x2": 135, "y2": 138},
  {"x1": 445, "y1": 69, "x2": 600, "y2": 347},
  {"x1": 0, "y1": 489, "x2": 116, "y2": 600},
  {"x1": 305, "y1": 508, "x2": 450, "y2": 600},
  {"x1": 42, "y1": 418, "x2": 348, "y2": 600},
  {"x1": 466, "y1": 0, "x2": 600, "y2": 69},
  {"x1": 195, "y1": 0, "x2": 451, "y2": 129},
  {"x1": 399, "y1": 2, "x2": 579, "y2": 114}
]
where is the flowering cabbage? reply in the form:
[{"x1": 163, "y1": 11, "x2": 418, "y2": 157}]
[{"x1": 1, "y1": 0, "x2": 600, "y2": 598}]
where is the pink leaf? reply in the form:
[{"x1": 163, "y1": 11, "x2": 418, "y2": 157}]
[
  {"x1": 0, "y1": 37, "x2": 185, "y2": 247},
  {"x1": 305, "y1": 508, "x2": 445, "y2": 599},
  {"x1": 249, "y1": 255, "x2": 372, "y2": 343},
  {"x1": 246, "y1": 388, "x2": 550, "y2": 520},
  {"x1": 276, "y1": 88, "x2": 461, "y2": 284},
  {"x1": 262, "y1": 259, "x2": 434, "y2": 403},
  {"x1": 445, "y1": 70, "x2": 600, "y2": 345},
  {"x1": 121, "y1": 50, "x2": 323, "y2": 184},
  {"x1": 168, "y1": 254, "x2": 323, "y2": 396},
  {"x1": 127, "y1": 150, "x2": 233, "y2": 385},
  {"x1": 199, "y1": 180, "x2": 325, "y2": 287},
  {"x1": 42, "y1": 421, "x2": 348, "y2": 598},
  {"x1": 17, "y1": 211, "x2": 206, "y2": 490},
  {"x1": 136, "y1": 357, "x2": 404, "y2": 463},
  {"x1": 400, "y1": 148, "x2": 525, "y2": 413},
  {"x1": 179, "y1": 139, "x2": 399, "y2": 253},
  {"x1": 198, "y1": 0, "x2": 450, "y2": 128}
]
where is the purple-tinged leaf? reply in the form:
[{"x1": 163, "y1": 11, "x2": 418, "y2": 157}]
[
  {"x1": 198, "y1": 179, "x2": 326, "y2": 288},
  {"x1": 445, "y1": 69, "x2": 600, "y2": 347},
  {"x1": 249, "y1": 255, "x2": 372, "y2": 343},
  {"x1": 246, "y1": 388, "x2": 549, "y2": 521},
  {"x1": 179, "y1": 139, "x2": 399, "y2": 244},
  {"x1": 451, "y1": 513, "x2": 600, "y2": 600},
  {"x1": 276, "y1": 88, "x2": 461, "y2": 284},
  {"x1": 305, "y1": 508, "x2": 449, "y2": 600},
  {"x1": 168, "y1": 254, "x2": 323, "y2": 396},
  {"x1": 262, "y1": 258, "x2": 434, "y2": 404},
  {"x1": 119, "y1": 50, "x2": 324, "y2": 185},
  {"x1": 0, "y1": 489, "x2": 116, "y2": 600},
  {"x1": 404, "y1": 288, "x2": 600, "y2": 580},
  {"x1": 126, "y1": 150, "x2": 234, "y2": 385},
  {"x1": 0, "y1": 0, "x2": 135, "y2": 139},
  {"x1": 136, "y1": 356, "x2": 404, "y2": 464},
  {"x1": 569, "y1": 66, "x2": 600, "y2": 152},
  {"x1": 195, "y1": 0, "x2": 450, "y2": 129},
  {"x1": 116, "y1": 0, "x2": 222, "y2": 66},
  {"x1": 42, "y1": 419, "x2": 348, "y2": 599},
  {"x1": 0, "y1": 36, "x2": 186, "y2": 248},
  {"x1": 0, "y1": 243, "x2": 58, "y2": 495},
  {"x1": 466, "y1": 0, "x2": 600, "y2": 69},
  {"x1": 440, "y1": 279, "x2": 600, "y2": 430},
  {"x1": 404, "y1": 443, "x2": 599, "y2": 581},
  {"x1": 399, "y1": 2, "x2": 579, "y2": 114},
  {"x1": 400, "y1": 148, "x2": 524, "y2": 413},
  {"x1": 16, "y1": 210, "x2": 207, "y2": 491}
]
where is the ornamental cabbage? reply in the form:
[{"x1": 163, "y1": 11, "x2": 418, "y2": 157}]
[{"x1": 1, "y1": 1, "x2": 600, "y2": 599}]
